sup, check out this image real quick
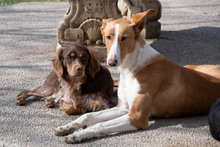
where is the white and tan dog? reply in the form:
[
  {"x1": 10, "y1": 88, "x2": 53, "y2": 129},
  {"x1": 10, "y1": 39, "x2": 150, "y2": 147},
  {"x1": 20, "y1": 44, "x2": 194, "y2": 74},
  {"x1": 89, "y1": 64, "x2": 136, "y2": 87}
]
[{"x1": 54, "y1": 10, "x2": 220, "y2": 144}]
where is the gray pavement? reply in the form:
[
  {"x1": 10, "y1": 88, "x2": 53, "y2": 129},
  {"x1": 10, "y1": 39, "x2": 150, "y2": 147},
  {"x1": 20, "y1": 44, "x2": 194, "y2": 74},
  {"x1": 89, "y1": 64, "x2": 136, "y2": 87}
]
[{"x1": 0, "y1": 0, "x2": 220, "y2": 146}]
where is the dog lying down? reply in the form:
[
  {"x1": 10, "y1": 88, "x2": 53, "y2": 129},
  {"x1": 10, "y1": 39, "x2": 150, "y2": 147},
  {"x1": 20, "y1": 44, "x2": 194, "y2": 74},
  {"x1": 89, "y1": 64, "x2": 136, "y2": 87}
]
[
  {"x1": 53, "y1": 10, "x2": 220, "y2": 144},
  {"x1": 15, "y1": 44, "x2": 115, "y2": 114}
]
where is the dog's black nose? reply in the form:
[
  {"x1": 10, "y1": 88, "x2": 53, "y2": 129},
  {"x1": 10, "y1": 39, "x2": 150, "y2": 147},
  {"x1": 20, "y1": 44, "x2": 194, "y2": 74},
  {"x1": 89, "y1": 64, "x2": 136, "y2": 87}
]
[
  {"x1": 76, "y1": 67, "x2": 83, "y2": 71},
  {"x1": 108, "y1": 59, "x2": 118, "y2": 66}
]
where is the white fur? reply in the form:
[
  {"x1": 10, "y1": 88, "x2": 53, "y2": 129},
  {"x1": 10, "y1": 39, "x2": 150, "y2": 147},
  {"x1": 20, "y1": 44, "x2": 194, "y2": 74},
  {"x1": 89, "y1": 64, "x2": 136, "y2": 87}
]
[
  {"x1": 107, "y1": 24, "x2": 120, "y2": 65},
  {"x1": 119, "y1": 41, "x2": 159, "y2": 73},
  {"x1": 118, "y1": 72, "x2": 140, "y2": 109},
  {"x1": 118, "y1": 40, "x2": 159, "y2": 109},
  {"x1": 66, "y1": 114, "x2": 136, "y2": 143},
  {"x1": 54, "y1": 24, "x2": 160, "y2": 144},
  {"x1": 54, "y1": 107, "x2": 136, "y2": 143}
]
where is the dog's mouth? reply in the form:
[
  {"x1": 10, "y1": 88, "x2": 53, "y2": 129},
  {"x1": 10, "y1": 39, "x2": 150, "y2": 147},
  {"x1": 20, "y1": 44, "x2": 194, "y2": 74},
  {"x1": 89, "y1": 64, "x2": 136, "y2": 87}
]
[
  {"x1": 74, "y1": 72, "x2": 84, "y2": 77},
  {"x1": 67, "y1": 72, "x2": 86, "y2": 83},
  {"x1": 69, "y1": 71, "x2": 84, "y2": 77}
]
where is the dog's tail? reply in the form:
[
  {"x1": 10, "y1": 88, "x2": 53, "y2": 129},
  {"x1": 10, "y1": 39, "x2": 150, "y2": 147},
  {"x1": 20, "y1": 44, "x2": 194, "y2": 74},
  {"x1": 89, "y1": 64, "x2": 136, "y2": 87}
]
[{"x1": 209, "y1": 98, "x2": 220, "y2": 141}]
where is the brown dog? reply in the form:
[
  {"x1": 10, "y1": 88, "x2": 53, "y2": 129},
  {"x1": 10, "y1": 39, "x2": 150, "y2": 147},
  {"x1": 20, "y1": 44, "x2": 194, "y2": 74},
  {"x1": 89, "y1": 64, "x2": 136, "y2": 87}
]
[
  {"x1": 53, "y1": 10, "x2": 220, "y2": 144},
  {"x1": 15, "y1": 44, "x2": 115, "y2": 114}
]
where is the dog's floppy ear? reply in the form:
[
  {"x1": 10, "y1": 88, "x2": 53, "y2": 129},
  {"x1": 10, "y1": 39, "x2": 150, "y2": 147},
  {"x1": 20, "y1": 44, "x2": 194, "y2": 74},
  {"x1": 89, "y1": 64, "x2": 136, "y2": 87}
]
[
  {"x1": 100, "y1": 18, "x2": 113, "y2": 35},
  {"x1": 131, "y1": 9, "x2": 154, "y2": 36},
  {"x1": 52, "y1": 48, "x2": 64, "y2": 77},
  {"x1": 88, "y1": 50, "x2": 100, "y2": 78}
]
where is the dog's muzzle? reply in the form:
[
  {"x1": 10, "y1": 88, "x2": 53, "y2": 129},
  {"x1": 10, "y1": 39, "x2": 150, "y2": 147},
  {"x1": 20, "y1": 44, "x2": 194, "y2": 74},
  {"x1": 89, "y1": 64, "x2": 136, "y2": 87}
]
[{"x1": 107, "y1": 58, "x2": 118, "y2": 67}]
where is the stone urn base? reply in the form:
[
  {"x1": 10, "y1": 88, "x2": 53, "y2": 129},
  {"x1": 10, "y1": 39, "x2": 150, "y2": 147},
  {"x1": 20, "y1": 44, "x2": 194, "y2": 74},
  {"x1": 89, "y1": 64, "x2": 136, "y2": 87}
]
[{"x1": 57, "y1": 0, "x2": 162, "y2": 61}]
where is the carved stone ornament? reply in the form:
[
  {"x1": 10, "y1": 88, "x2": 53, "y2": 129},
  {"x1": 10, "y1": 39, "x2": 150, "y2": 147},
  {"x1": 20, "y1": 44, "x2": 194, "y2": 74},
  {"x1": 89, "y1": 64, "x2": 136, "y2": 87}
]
[{"x1": 57, "y1": 0, "x2": 162, "y2": 61}]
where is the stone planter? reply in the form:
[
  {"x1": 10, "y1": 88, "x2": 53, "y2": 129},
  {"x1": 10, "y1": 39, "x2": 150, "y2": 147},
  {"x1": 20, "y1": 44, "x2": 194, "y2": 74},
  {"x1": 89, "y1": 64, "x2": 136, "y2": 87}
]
[{"x1": 57, "y1": 0, "x2": 161, "y2": 60}]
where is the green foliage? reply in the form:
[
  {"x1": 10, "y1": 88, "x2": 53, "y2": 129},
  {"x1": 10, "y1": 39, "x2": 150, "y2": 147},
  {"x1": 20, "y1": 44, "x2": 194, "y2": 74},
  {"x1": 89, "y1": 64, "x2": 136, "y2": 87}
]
[{"x1": 0, "y1": 0, "x2": 67, "y2": 7}]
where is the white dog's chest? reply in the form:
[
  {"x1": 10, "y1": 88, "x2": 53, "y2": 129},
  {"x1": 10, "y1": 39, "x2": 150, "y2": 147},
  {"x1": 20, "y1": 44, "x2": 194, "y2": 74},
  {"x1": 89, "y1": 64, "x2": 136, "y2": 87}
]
[{"x1": 118, "y1": 73, "x2": 140, "y2": 109}]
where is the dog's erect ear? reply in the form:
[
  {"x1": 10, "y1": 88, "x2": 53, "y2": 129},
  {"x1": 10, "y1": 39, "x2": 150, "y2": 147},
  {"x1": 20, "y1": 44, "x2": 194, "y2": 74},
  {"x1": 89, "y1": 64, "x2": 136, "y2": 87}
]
[
  {"x1": 88, "y1": 50, "x2": 100, "y2": 78},
  {"x1": 131, "y1": 9, "x2": 154, "y2": 36},
  {"x1": 100, "y1": 18, "x2": 114, "y2": 35},
  {"x1": 52, "y1": 48, "x2": 64, "y2": 77}
]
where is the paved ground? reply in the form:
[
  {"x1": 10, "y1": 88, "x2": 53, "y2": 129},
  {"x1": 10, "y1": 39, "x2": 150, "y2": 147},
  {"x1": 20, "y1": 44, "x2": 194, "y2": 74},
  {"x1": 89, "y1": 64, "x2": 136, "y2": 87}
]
[{"x1": 0, "y1": 0, "x2": 220, "y2": 146}]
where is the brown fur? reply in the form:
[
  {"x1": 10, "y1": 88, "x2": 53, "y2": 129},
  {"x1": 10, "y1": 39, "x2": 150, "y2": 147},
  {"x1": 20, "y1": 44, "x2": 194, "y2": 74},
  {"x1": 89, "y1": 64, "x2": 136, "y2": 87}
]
[
  {"x1": 15, "y1": 44, "x2": 115, "y2": 114},
  {"x1": 102, "y1": 9, "x2": 220, "y2": 130},
  {"x1": 185, "y1": 65, "x2": 220, "y2": 79},
  {"x1": 132, "y1": 55, "x2": 220, "y2": 120},
  {"x1": 101, "y1": 19, "x2": 137, "y2": 62}
]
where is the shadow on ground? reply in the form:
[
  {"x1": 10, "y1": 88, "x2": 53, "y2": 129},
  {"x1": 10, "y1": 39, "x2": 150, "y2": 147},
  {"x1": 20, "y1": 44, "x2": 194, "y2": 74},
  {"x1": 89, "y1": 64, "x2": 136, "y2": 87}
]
[{"x1": 150, "y1": 26, "x2": 220, "y2": 66}]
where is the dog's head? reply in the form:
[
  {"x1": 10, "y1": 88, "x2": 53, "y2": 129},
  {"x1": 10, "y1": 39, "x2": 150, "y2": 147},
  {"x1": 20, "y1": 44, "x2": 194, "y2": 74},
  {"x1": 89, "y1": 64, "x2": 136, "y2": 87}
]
[
  {"x1": 100, "y1": 9, "x2": 154, "y2": 67},
  {"x1": 52, "y1": 45, "x2": 100, "y2": 79}
]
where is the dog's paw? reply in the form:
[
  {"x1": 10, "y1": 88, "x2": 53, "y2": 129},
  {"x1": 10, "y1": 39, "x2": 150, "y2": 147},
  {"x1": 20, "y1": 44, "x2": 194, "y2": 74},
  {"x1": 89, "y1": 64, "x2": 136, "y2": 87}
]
[
  {"x1": 54, "y1": 126, "x2": 75, "y2": 136},
  {"x1": 15, "y1": 96, "x2": 26, "y2": 106},
  {"x1": 15, "y1": 90, "x2": 30, "y2": 106},
  {"x1": 64, "y1": 134, "x2": 81, "y2": 144},
  {"x1": 44, "y1": 97, "x2": 55, "y2": 108}
]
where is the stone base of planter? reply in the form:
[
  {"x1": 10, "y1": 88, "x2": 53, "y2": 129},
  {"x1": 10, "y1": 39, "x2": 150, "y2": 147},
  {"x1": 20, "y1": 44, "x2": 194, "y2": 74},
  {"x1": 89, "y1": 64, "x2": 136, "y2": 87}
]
[{"x1": 57, "y1": 0, "x2": 162, "y2": 60}]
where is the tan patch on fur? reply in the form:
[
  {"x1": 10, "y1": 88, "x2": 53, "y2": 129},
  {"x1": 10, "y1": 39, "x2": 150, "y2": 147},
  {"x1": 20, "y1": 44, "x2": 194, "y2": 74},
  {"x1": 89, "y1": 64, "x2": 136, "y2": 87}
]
[
  {"x1": 113, "y1": 80, "x2": 119, "y2": 87},
  {"x1": 91, "y1": 99, "x2": 102, "y2": 111},
  {"x1": 61, "y1": 101, "x2": 81, "y2": 115},
  {"x1": 78, "y1": 53, "x2": 83, "y2": 58},
  {"x1": 185, "y1": 65, "x2": 220, "y2": 79},
  {"x1": 129, "y1": 55, "x2": 220, "y2": 129},
  {"x1": 100, "y1": 18, "x2": 114, "y2": 36},
  {"x1": 67, "y1": 65, "x2": 75, "y2": 76},
  {"x1": 129, "y1": 94, "x2": 151, "y2": 129},
  {"x1": 70, "y1": 53, "x2": 75, "y2": 57}
]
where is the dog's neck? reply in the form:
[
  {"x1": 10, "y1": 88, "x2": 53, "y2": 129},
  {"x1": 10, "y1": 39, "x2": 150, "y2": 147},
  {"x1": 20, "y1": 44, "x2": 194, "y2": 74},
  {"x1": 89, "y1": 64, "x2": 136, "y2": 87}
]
[
  {"x1": 118, "y1": 36, "x2": 159, "y2": 74},
  {"x1": 61, "y1": 74, "x2": 87, "y2": 94}
]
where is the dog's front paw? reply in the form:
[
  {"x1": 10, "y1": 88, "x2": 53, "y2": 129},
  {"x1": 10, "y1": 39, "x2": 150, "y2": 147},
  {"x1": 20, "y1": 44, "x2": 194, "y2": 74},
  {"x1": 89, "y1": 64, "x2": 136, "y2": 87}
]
[
  {"x1": 54, "y1": 126, "x2": 75, "y2": 136},
  {"x1": 15, "y1": 96, "x2": 26, "y2": 106},
  {"x1": 64, "y1": 134, "x2": 81, "y2": 144},
  {"x1": 44, "y1": 97, "x2": 55, "y2": 108},
  {"x1": 15, "y1": 90, "x2": 30, "y2": 106}
]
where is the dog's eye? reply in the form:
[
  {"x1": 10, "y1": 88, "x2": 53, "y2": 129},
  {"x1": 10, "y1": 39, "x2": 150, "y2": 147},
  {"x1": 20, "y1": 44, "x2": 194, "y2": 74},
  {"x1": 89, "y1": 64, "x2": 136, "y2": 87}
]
[
  {"x1": 68, "y1": 53, "x2": 75, "y2": 59},
  {"x1": 79, "y1": 54, "x2": 87, "y2": 61},
  {"x1": 121, "y1": 36, "x2": 127, "y2": 41},
  {"x1": 70, "y1": 53, "x2": 75, "y2": 57},
  {"x1": 106, "y1": 36, "x2": 111, "y2": 40}
]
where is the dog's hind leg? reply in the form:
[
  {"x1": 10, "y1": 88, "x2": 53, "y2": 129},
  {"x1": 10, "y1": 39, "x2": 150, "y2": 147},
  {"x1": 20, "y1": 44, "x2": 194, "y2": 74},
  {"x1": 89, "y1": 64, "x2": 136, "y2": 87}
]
[
  {"x1": 15, "y1": 85, "x2": 59, "y2": 107},
  {"x1": 15, "y1": 71, "x2": 61, "y2": 107}
]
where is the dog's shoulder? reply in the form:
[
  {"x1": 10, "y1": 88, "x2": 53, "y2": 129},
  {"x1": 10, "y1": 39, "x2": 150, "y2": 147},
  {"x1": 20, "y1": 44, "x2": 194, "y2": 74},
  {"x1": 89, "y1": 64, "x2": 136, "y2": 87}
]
[
  {"x1": 43, "y1": 71, "x2": 60, "y2": 87},
  {"x1": 86, "y1": 65, "x2": 112, "y2": 85}
]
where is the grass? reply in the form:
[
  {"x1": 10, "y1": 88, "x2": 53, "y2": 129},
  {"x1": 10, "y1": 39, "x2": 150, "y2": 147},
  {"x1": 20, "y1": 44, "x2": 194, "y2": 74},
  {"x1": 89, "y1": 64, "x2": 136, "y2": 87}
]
[{"x1": 0, "y1": 0, "x2": 67, "y2": 7}]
